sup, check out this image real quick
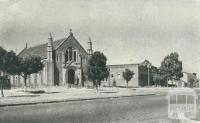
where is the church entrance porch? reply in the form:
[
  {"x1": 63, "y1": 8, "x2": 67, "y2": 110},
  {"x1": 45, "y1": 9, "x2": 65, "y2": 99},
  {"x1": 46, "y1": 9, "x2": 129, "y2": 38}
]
[
  {"x1": 68, "y1": 69, "x2": 75, "y2": 84},
  {"x1": 65, "y1": 66, "x2": 81, "y2": 88}
]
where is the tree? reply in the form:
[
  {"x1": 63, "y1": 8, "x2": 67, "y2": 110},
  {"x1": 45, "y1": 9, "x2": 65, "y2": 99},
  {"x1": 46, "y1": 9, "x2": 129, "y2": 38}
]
[
  {"x1": 150, "y1": 66, "x2": 159, "y2": 86},
  {"x1": 139, "y1": 60, "x2": 159, "y2": 86},
  {"x1": 160, "y1": 52, "x2": 183, "y2": 86},
  {"x1": 17, "y1": 57, "x2": 43, "y2": 91},
  {"x1": 87, "y1": 51, "x2": 109, "y2": 90},
  {"x1": 123, "y1": 69, "x2": 134, "y2": 87},
  {"x1": 104, "y1": 67, "x2": 110, "y2": 81},
  {"x1": 138, "y1": 65, "x2": 148, "y2": 86},
  {"x1": 0, "y1": 47, "x2": 7, "y2": 97},
  {"x1": 196, "y1": 79, "x2": 200, "y2": 88},
  {"x1": 152, "y1": 74, "x2": 160, "y2": 86},
  {"x1": 0, "y1": 47, "x2": 19, "y2": 97},
  {"x1": 189, "y1": 78, "x2": 195, "y2": 88}
]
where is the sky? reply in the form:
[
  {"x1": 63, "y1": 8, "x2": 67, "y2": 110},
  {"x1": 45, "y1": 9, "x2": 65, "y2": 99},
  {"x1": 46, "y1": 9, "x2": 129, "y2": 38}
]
[{"x1": 0, "y1": 0, "x2": 200, "y2": 76}]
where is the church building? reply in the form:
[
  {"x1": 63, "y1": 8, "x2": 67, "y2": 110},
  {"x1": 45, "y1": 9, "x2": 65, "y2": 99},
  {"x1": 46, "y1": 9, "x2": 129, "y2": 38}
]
[{"x1": 10, "y1": 30, "x2": 93, "y2": 88}]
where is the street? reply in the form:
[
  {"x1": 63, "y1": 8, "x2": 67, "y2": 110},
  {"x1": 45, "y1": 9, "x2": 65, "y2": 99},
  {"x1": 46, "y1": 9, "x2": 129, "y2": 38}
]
[{"x1": 0, "y1": 93, "x2": 199, "y2": 123}]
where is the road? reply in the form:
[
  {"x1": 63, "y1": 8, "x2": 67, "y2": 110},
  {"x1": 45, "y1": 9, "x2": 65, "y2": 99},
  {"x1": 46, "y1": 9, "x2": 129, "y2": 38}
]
[{"x1": 0, "y1": 94, "x2": 199, "y2": 123}]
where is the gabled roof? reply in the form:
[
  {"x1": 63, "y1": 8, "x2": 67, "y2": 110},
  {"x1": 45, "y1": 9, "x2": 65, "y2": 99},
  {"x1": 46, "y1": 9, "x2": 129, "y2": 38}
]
[
  {"x1": 18, "y1": 32, "x2": 88, "y2": 59},
  {"x1": 18, "y1": 38, "x2": 66, "y2": 59},
  {"x1": 56, "y1": 34, "x2": 88, "y2": 55}
]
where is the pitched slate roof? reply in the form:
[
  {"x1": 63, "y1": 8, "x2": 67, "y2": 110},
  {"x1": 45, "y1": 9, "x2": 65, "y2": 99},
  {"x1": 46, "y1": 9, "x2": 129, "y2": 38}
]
[
  {"x1": 18, "y1": 38, "x2": 66, "y2": 59},
  {"x1": 18, "y1": 34, "x2": 88, "y2": 59}
]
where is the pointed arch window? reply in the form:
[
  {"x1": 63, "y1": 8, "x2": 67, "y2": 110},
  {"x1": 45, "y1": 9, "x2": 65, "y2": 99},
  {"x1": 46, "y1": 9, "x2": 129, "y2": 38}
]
[
  {"x1": 65, "y1": 50, "x2": 68, "y2": 62},
  {"x1": 69, "y1": 47, "x2": 72, "y2": 61},
  {"x1": 66, "y1": 47, "x2": 77, "y2": 62}
]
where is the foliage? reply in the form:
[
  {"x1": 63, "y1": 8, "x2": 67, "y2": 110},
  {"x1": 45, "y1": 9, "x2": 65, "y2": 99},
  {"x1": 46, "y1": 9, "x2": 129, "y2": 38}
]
[
  {"x1": 140, "y1": 60, "x2": 152, "y2": 67},
  {"x1": 160, "y1": 52, "x2": 183, "y2": 82},
  {"x1": 17, "y1": 57, "x2": 43, "y2": 88},
  {"x1": 138, "y1": 65, "x2": 148, "y2": 86},
  {"x1": 139, "y1": 60, "x2": 169, "y2": 87},
  {"x1": 189, "y1": 78, "x2": 195, "y2": 88},
  {"x1": 0, "y1": 76, "x2": 10, "y2": 89},
  {"x1": 123, "y1": 69, "x2": 134, "y2": 87},
  {"x1": 0, "y1": 47, "x2": 19, "y2": 97},
  {"x1": 151, "y1": 66, "x2": 159, "y2": 85},
  {"x1": 138, "y1": 61, "x2": 155, "y2": 86},
  {"x1": 87, "y1": 51, "x2": 109, "y2": 89},
  {"x1": 196, "y1": 79, "x2": 200, "y2": 88},
  {"x1": 0, "y1": 47, "x2": 7, "y2": 73},
  {"x1": 0, "y1": 47, "x2": 19, "y2": 74},
  {"x1": 3, "y1": 51, "x2": 20, "y2": 75},
  {"x1": 151, "y1": 68, "x2": 161, "y2": 86},
  {"x1": 104, "y1": 67, "x2": 110, "y2": 81}
]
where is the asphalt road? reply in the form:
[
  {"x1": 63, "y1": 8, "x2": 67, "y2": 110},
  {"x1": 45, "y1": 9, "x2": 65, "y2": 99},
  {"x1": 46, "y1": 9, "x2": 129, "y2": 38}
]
[{"x1": 0, "y1": 94, "x2": 199, "y2": 123}]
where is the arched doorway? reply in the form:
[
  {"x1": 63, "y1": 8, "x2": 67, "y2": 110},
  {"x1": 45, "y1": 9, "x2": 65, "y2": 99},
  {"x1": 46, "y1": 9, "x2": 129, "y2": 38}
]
[{"x1": 68, "y1": 69, "x2": 75, "y2": 84}]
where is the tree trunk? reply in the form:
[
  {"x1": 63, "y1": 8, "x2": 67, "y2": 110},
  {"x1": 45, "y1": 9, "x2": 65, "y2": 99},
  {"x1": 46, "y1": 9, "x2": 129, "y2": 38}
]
[
  {"x1": 95, "y1": 81, "x2": 98, "y2": 92},
  {"x1": 126, "y1": 81, "x2": 128, "y2": 88},
  {"x1": 107, "y1": 76, "x2": 110, "y2": 87},
  {"x1": 23, "y1": 75, "x2": 27, "y2": 92},
  {"x1": 159, "y1": 80, "x2": 161, "y2": 86},
  {"x1": 167, "y1": 79, "x2": 169, "y2": 87},
  {"x1": 190, "y1": 82, "x2": 193, "y2": 88},
  {"x1": 1, "y1": 80, "x2": 4, "y2": 97}
]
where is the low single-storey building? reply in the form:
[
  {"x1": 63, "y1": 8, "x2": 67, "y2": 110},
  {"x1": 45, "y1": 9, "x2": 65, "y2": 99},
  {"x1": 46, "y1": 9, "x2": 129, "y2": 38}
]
[
  {"x1": 168, "y1": 72, "x2": 198, "y2": 87},
  {"x1": 101, "y1": 64, "x2": 140, "y2": 87}
]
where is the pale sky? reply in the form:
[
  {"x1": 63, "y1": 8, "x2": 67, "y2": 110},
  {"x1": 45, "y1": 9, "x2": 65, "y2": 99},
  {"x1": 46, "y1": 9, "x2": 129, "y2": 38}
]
[{"x1": 0, "y1": 0, "x2": 200, "y2": 76}]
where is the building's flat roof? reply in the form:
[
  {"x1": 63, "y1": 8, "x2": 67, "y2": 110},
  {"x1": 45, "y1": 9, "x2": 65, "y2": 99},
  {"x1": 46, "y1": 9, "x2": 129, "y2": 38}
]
[{"x1": 107, "y1": 63, "x2": 140, "y2": 68}]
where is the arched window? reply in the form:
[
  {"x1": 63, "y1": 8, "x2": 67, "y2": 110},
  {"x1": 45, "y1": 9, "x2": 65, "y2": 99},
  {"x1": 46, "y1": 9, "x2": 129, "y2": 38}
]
[
  {"x1": 65, "y1": 47, "x2": 77, "y2": 62},
  {"x1": 69, "y1": 47, "x2": 72, "y2": 61},
  {"x1": 65, "y1": 50, "x2": 68, "y2": 62}
]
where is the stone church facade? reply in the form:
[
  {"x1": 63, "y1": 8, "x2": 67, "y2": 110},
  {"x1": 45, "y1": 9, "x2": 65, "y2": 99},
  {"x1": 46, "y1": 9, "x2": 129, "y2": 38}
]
[{"x1": 10, "y1": 30, "x2": 93, "y2": 88}]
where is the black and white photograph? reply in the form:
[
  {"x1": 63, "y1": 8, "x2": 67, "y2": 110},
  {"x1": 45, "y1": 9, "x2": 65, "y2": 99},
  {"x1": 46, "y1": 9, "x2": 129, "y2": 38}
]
[{"x1": 0, "y1": 0, "x2": 200, "y2": 123}]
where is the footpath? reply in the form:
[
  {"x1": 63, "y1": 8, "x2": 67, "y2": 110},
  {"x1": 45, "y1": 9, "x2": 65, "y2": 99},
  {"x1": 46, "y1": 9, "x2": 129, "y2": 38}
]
[{"x1": 0, "y1": 87, "x2": 155, "y2": 107}]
